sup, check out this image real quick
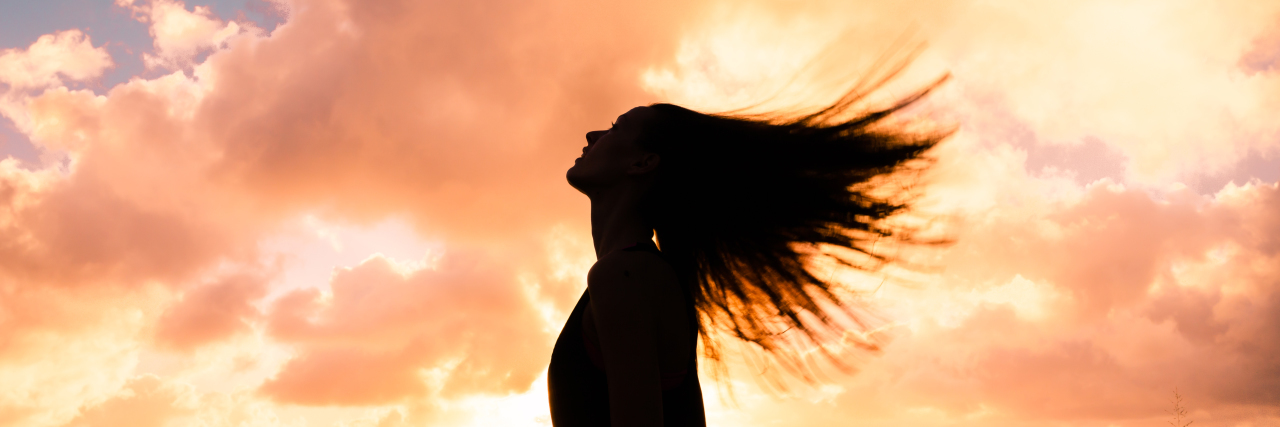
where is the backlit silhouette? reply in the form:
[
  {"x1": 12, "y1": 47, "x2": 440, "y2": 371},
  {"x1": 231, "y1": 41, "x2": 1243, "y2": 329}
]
[{"x1": 548, "y1": 72, "x2": 950, "y2": 426}]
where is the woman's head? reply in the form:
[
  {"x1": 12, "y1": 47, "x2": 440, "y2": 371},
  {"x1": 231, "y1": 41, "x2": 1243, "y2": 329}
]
[{"x1": 565, "y1": 106, "x2": 662, "y2": 197}]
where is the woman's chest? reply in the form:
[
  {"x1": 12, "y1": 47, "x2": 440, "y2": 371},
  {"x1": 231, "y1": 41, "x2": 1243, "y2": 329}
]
[{"x1": 580, "y1": 290, "x2": 692, "y2": 371}]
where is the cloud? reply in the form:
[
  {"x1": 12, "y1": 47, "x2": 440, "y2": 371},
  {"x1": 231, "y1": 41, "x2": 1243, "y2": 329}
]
[
  {"x1": 119, "y1": 0, "x2": 253, "y2": 70},
  {"x1": 260, "y1": 249, "x2": 551, "y2": 406},
  {"x1": 59, "y1": 374, "x2": 294, "y2": 427},
  {"x1": 0, "y1": 31, "x2": 112, "y2": 92},
  {"x1": 0, "y1": 284, "x2": 164, "y2": 427},
  {"x1": 702, "y1": 171, "x2": 1280, "y2": 426},
  {"x1": 61, "y1": 375, "x2": 196, "y2": 427},
  {"x1": 923, "y1": 176, "x2": 1280, "y2": 414},
  {"x1": 0, "y1": 30, "x2": 112, "y2": 147},
  {"x1": 1240, "y1": 17, "x2": 1280, "y2": 74},
  {"x1": 153, "y1": 271, "x2": 272, "y2": 352}
]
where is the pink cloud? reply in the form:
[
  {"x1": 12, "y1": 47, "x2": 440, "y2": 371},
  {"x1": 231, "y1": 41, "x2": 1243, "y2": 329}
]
[
  {"x1": 0, "y1": 31, "x2": 112, "y2": 91},
  {"x1": 1241, "y1": 17, "x2": 1280, "y2": 74},
  {"x1": 752, "y1": 180, "x2": 1280, "y2": 425},
  {"x1": 153, "y1": 271, "x2": 271, "y2": 351}
]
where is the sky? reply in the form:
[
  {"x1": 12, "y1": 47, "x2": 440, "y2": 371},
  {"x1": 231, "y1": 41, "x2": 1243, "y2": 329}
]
[{"x1": 0, "y1": 0, "x2": 1278, "y2": 426}]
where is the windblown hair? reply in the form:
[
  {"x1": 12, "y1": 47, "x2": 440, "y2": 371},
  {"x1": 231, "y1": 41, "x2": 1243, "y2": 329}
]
[{"x1": 637, "y1": 75, "x2": 950, "y2": 385}]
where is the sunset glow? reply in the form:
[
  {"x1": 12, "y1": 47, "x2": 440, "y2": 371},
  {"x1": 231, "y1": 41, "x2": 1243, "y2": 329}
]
[{"x1": 1, "y1": 0, "x2": 1278, "y2": 426}]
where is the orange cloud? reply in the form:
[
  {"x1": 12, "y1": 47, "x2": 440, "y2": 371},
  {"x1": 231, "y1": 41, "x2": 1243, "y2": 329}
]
[
  {"x1": 153, "y1": 271, "x2": 272, "y2": 351},
  {"x1": 61, "y1": 375, "x2": 196, "y2": 427},
  {"x1": 261, "y1": 249, "x2": 551, "y2": 406}
]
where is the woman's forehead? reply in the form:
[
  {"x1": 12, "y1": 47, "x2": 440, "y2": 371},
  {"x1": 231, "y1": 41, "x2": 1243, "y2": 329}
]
[{"x1": 618, "y1": 106, "x2": 655, "y2": 124}]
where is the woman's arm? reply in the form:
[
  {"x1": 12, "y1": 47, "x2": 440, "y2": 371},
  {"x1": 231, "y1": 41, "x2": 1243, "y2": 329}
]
[{"x1": 587, "y1": 253, "x2": 673, "y2": 427}]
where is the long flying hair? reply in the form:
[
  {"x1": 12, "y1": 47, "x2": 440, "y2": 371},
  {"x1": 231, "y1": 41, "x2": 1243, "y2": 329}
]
[{"x1": 637, "y1": 70, "x2": 951, "y2": 386}]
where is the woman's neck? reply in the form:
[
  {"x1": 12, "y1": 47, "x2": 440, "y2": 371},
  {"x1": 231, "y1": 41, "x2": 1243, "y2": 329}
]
[{"x1": 588, "y1": 187, "x2": 654, "y2": 260}]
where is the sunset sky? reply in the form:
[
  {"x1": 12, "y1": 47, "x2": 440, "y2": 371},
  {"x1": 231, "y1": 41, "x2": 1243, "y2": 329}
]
[{"x1": 1, "y1": 0, "x2": 1278, "y2": 426}]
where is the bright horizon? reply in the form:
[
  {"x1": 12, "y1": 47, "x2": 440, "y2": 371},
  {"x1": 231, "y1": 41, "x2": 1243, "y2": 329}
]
[{"x1": 0, "y1": 0, "x2": 1278, "y2": 426}]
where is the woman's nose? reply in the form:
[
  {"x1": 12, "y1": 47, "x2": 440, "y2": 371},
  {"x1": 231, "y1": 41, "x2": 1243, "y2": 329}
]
[{"x1": 585, "y1": 130, "x2": 605, "y2": 143}]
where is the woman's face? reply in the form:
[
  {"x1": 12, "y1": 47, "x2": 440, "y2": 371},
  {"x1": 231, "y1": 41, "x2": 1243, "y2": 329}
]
[{"x1": 566, "y1": 106, "x2": 659, "y2": 195}]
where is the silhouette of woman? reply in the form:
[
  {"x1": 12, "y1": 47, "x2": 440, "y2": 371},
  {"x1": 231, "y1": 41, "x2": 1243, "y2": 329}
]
[{"x1": 548, "y1": 76, "x2": 948, "y2": 427}]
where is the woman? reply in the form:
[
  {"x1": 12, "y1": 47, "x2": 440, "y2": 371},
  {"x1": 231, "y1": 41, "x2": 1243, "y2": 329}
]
[{"x1": 548, "y1": 76, "x2": 948, "y2": 427}]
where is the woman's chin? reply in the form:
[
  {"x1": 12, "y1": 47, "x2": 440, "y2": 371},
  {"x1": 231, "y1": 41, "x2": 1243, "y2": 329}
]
[
  {"x1": 566, "y1": 166, "x2": 599, "y2": 193},
  {"x1": 566, "y1": 164, "x2": 584, "y2": 186}
]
